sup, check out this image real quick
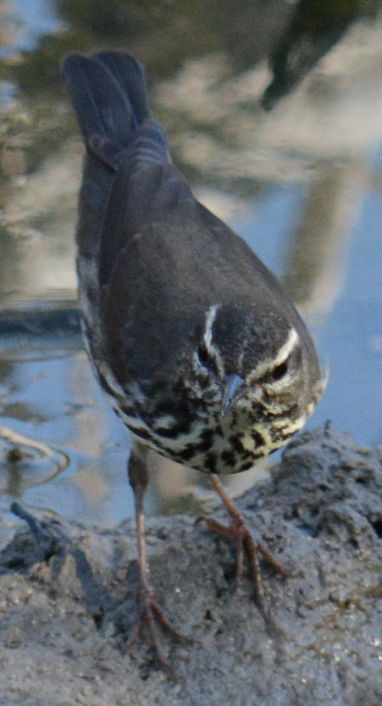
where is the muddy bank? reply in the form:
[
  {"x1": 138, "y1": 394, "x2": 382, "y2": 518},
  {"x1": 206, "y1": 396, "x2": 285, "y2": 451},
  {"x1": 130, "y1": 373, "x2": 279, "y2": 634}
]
[{"x1": 0, "y1": 427, "x2": 382, "y2": 705}]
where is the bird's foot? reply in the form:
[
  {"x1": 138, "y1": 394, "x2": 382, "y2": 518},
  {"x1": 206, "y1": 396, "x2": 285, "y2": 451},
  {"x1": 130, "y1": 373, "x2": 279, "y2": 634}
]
[
  {"x1": 125, "y1": 583, "x2": 189, "y2": 678},
  {"x1": 197, "y1": 474, "x2": 285, "y2": 620}
]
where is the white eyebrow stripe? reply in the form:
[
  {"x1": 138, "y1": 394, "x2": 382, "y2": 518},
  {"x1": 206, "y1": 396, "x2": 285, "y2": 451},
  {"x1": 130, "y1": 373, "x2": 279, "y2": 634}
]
[
  {"x1": 201, "y1": 303, "x2": 226, "y2": 379},
  {"x1": 247, "y1": 326, "x2": 299, "y2": 383},
  {"x1": 274, "y1": 327, "x2": 299, "y2": 366},
  {"x1": 203, "y1": 304, "x2": 220, "y2": 353}
]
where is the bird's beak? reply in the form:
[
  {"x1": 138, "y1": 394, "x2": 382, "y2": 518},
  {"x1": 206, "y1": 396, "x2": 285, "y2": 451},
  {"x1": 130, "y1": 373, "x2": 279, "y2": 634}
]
[{"x1": 221, "y1": 373, "x2": 245, "y2": 415}]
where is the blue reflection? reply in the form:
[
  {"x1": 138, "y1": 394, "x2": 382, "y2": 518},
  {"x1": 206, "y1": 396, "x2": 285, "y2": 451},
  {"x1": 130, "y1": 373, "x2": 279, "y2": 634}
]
[{"x1": 0, "y1": 0, "x2": 60, "y2": 57}]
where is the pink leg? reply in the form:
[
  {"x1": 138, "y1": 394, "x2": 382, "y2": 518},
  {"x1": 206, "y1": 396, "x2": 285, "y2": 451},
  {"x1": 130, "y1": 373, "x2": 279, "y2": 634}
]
[
  {"x1": 198, "y1": 473, "x2": 285, "y2": 617},
  {"x1": 127, "y1": 446, "x2": 186, "y2": 675}
]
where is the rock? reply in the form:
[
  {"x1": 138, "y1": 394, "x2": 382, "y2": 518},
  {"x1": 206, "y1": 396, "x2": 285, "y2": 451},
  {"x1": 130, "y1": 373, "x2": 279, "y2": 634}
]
[{"x1": 0, "y1": 428, "x2": 381, "y2": 705}]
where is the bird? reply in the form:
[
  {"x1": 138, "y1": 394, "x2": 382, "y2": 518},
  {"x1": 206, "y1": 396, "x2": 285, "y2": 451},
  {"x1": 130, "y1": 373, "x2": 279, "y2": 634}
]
[{"x1": 62, "y1": 50, "x2": 324, "y2": 670}]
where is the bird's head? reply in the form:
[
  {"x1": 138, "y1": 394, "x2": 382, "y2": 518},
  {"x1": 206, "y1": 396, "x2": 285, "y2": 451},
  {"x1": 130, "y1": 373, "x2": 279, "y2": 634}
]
[{"x1": 189, "y1": 302, "x2": 325, "y2": 452}]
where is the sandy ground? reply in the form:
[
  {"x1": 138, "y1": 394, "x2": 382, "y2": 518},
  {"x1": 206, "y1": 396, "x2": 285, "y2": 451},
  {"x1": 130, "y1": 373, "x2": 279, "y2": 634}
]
[{"x1": 0, "y1": 427, "x2": 382, "y2": 705}]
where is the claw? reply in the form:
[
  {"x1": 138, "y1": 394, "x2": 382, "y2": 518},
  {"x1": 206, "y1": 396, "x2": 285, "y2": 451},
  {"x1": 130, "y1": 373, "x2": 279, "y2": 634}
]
[
  {"x1": 124, "y1": 585, "x2": 191, "y2": 677},
  {"x1": 197, "y1": 474, "x2": 285, "y2": 619}
]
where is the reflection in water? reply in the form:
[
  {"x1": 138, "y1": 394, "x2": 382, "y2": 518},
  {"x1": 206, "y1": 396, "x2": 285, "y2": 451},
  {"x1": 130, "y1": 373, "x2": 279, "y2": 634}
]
[
  {"x1": 282, "y1": 160, "x2": 368, "y2": 322},
  {"x1": 0, "y1": 423, "x2": 69, "y2": 496},
  {"x1": 67, "y1": 350, "x2": 129, "y2": 510},
  {"x1": 0, "y1": 151, "x2": 79, "y2": 303},
  {"x1": 0, "y1": 0, "x2": 381, "y2": 524},
  {"x1": 262, "y1": 0, "x2": 379, "y2": 109},
  {"x1": 0, "y1": 1, "x2": 24, "y2": 58}
]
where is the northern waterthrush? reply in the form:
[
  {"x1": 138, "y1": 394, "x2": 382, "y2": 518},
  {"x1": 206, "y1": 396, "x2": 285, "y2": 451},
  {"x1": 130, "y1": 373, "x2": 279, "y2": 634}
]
[{"x1": 62, "y1": 51, "x2": 324, "y2": 667}]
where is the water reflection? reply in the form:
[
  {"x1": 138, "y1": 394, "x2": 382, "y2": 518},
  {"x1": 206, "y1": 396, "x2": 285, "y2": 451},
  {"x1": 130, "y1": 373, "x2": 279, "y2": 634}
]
[
  {"x1": 262, "y1": 0, "x2": 380, "y2": 109},
  {"x1": 282, "y1": 160, "x2": 367, "y2": 320},
  {"x1": 0, "y1": 423, "x2": 68, "y2": 495},
  {"x1": 0, "y1": 0, "x2": 382, "y2": 526},
  {"x1": 0, "y1": 0, "x2": 61, "y2": 57}
]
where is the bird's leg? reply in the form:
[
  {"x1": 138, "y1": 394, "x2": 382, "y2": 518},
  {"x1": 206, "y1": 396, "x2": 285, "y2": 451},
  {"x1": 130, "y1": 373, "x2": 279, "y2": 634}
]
[
  {"x1": 126, "y1": 444, "x2": 185, "y2": 673},
  {"x1": 198, "y1": 473, "x2": 285, "y2": 617}
]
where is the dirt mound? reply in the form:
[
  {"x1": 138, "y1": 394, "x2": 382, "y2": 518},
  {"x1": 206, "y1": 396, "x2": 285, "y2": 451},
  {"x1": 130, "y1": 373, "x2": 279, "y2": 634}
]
[{"x1": 1, "y1": 427, "x2": 382, "y2": 705}]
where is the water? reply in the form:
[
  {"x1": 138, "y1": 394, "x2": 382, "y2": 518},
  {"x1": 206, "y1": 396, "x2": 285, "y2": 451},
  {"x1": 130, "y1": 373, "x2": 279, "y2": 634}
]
[{"x1": 0, "y1": 0, "x2": 381, "y2": 528}]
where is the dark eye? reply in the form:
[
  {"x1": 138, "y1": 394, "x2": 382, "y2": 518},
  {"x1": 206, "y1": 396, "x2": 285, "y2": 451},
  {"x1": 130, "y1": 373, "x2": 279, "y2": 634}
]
[
  {"x1": 197, "y1": 344, "x2": 218, "y2": 374},
  {"x1": 197, "y1": 344, "x2": 210, "y2": 365},
  {"x1": 270, "y1": 360, "x2": 288, "y2": 381}
]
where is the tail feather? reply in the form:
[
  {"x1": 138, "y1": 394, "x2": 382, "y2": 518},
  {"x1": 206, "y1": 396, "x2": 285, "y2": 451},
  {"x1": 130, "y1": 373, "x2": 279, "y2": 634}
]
[
  {"x1": 62, "y1": 50, "x2": 174, "y2": 330},
  {"x1": 94, "y1": 51, "x2": 149, "y2": 126},
  {"x1": 62, "y1": 53, "x2": 149, "y2": 169}
]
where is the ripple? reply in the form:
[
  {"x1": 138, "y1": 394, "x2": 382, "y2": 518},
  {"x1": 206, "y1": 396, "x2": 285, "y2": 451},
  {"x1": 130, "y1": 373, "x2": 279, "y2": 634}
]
[{"x1": 0, "y1": 425, "x2": 69, "y2": 496}]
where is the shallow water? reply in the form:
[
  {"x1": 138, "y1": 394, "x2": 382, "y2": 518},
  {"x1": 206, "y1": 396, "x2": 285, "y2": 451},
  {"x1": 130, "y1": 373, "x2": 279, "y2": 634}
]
[{"x1": 0, "y1": 0, "x2": 382, "y2": 527}]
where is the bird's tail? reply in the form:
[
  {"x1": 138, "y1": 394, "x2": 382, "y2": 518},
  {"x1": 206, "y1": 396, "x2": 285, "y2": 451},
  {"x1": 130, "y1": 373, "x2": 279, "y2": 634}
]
[
  {"x1": 62, "y1": 51, "x2": 174, "y2": 376},
  {"x1": 62, "y1": 51, "x2": 150, "y2": 170}
]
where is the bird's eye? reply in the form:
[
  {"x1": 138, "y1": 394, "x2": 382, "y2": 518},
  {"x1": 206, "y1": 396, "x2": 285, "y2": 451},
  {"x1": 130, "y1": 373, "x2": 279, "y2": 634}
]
[
  {"x1": 197, "y1": 344, "x2": 210, "y2": 365},
  {"x1": 197, "y1": 344, "x2": 218, "y2": 374},
  {"x1": 270, "y1": 360, "x2": 288, "y2": 381}
]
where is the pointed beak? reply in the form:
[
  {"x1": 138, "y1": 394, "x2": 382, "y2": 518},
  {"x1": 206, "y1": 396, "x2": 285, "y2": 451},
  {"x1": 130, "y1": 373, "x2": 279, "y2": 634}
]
[{"x1": 221, "y1": 373, "x2": 245, "y2": 415}]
